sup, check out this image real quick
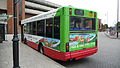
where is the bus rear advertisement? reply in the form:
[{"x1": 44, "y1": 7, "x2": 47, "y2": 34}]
[{"x1": 21, "y1": 6, "x2": 98, "y2": 61}]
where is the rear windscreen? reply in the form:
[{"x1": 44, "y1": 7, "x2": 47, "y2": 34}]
[{"x1": 70, "y1": 16, "x2": 96, "y2": 31}]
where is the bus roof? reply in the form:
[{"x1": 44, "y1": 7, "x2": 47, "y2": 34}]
[
  {"x1": 21, "y1": 9, "x2": 58, "y2": 24},
  {"x1": 21, "y1": 6, "x2": 97, "y2": 24}
]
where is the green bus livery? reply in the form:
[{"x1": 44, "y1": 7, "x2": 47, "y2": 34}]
[{"x1": 21, "y1": 6, "x2": 98, "y2": 61}]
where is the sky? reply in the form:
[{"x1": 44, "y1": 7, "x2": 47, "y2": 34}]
[{"x1": 46, "y1": 0, "x2": 119, "y2": 27}]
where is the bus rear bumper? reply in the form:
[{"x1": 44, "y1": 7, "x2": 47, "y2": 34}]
[
  {"x1": 44, "y1": 47, "x2": 98, "y2": 61},
  {"x1": 70, "y1": 47, "x2": 98, "y2": 60}
]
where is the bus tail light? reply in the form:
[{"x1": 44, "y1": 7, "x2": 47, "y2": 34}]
[
  {"x1": 66, "y1": 43, "x2": 69, "y2": 52},
  {"x1": 89, "y1": 11, "x2": 93, "y2": 17},
  {"x1": 94, "y1": 12, "x2": 97, "y2": 17},
  {"x1": 69, "y1": 8, "x2": 72, "y2": 15}
]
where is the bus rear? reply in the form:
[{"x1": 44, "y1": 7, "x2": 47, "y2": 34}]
[{"x1": 60, "y1": 7, "x2": 98, "y2": 61}]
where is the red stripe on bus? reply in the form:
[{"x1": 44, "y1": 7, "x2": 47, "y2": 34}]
[
  {"x1": 25, "y1": 40, "x2": 97, "y2": 61},
  {"x1": 44, "y1": 46, "x2": 97, "y2": 61},
  {"x1": 70, "y1": 47, "x2": 98, "y2": 60},
  {"x1": 43, "y1": 46, "x2": 71, "y2": 61},
  {"x1": 26, "y1": 40, "x2": 38, "y2": 50}
]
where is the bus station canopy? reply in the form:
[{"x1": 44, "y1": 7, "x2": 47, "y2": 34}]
[{"x1": 0, "y1": 14, "x2": 12, "y2": 24}]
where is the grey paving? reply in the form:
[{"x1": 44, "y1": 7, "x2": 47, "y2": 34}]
[
  {"x1": 55, "y1": 32, "x2": 120, "y2": 68},
  {"x1": 0, "y1": 34, "x2": 65, "y2": 68},
  {"x1": 1, "y1": 32, "x2": 120, "y2": 68}
]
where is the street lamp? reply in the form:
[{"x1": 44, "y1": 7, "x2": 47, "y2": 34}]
[
  {"x1": 117, "y1": 0, "x2": 119, "y2": 38},
  {"x1": 12, "y1": 0, "x2": 20, "y2": 68}
]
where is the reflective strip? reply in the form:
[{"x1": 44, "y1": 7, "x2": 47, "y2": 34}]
[{"x1": 71, "y1": 48, "x2": 97, "y2": 55}]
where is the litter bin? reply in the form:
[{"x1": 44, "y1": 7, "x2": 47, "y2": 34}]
[{"x1": 0, "y1": 37, "x2": 3, "y2": 43}]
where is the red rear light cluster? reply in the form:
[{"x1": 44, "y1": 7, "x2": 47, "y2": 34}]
[
  {"x1": 66, "y1": 43, "x2": 69, "y2": 52},
  {"x1": 89, "y1": 11, "x2": 93, "y2": 17},
  {"x1": 94, "y1": 12, "x2": 97, "y2": 17},
  {"x1": 69, "y1": 8, "x2": 72, "y2": 15}
]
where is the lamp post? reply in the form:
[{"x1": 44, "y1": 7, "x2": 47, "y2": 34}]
[
  {"x1": 117, "y1": 0, "x2": 119, "y2": 38},
  {"x1": 12, "y1": 0, "x2": 20, "y2": 68}
]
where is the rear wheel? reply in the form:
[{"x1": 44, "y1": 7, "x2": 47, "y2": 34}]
[
  {"x1": 40, "y1": 46, "x2": 44, "y2": 54},
  {"x1": 38, "y1": 43, "x2": 44, "y2": 54}
]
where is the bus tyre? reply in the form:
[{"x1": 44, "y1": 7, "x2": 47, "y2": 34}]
[
  {"x1": 40, "y1": 46, "x2": 44, "y2": 54},
  {"x1": 38, "y1": 44, "x2": 44, "y2": 54}
]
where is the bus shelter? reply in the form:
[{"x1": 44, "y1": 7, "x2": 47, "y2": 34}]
[
  {"x1": 0, "y1": 14, "x2": 12, "y2": 43},
  {"x1": 0, "y1": 22, "x2": 7, "y2": 43}
]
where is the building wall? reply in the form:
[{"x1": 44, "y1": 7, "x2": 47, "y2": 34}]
[
  {"x1": 7, "y1": 0, "x2": 25, "y2": 34},
  {"x1": 7, "y1": 0, "x2": 14, "y2": 34},
  {"x1": 6, "y1": 0, "x2": 35, "y2": 34}
]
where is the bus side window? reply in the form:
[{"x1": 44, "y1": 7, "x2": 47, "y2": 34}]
[
  {"x1": 24, "y1": 24, "x2": 27, "y2": 34},
  {"x1": 54, "y1": 17, "x2": 60, "y2": 39},
  {"x1": 92, "y1": 19, "x2": 96, "y2": 30},
  {"x1": 46, "y1": 18, "x2": 53, "y2": 38},
  {"x1": 27, "y1": 23, "x2": 31, "y2": 34},
  {"x1": 37, "y1": 20, "x2": 45, "y2": 36},
  {"x1": 31, "y1": 21, "x2": 37, "y2": 35}
]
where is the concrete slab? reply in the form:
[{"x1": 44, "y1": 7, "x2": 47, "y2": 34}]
[{"x1": 0, "y1": 34, "x2": 65, "y2": 68}]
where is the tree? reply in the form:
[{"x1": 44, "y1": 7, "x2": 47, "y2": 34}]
[
  {"x1": 101, "y1": 24, "x2": 108, "y2": 31},
  {"x1": 104, "y1": 24, "x2": 108, "y2": 29}
]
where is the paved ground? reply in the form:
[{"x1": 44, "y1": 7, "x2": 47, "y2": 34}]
[
  {"x1": 0, "y1": 34, "x2": 65, "y2": 68},
  {"x1": 55, "y1": 32, "x2": 120, "y2": 68},
  {"x1": 0, "y1": 32, "x2": 120, "y2": 68}
]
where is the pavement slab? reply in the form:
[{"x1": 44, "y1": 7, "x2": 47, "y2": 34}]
[{"x1": 0, "y1": 34, "x2": 65, "y2": 68}]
